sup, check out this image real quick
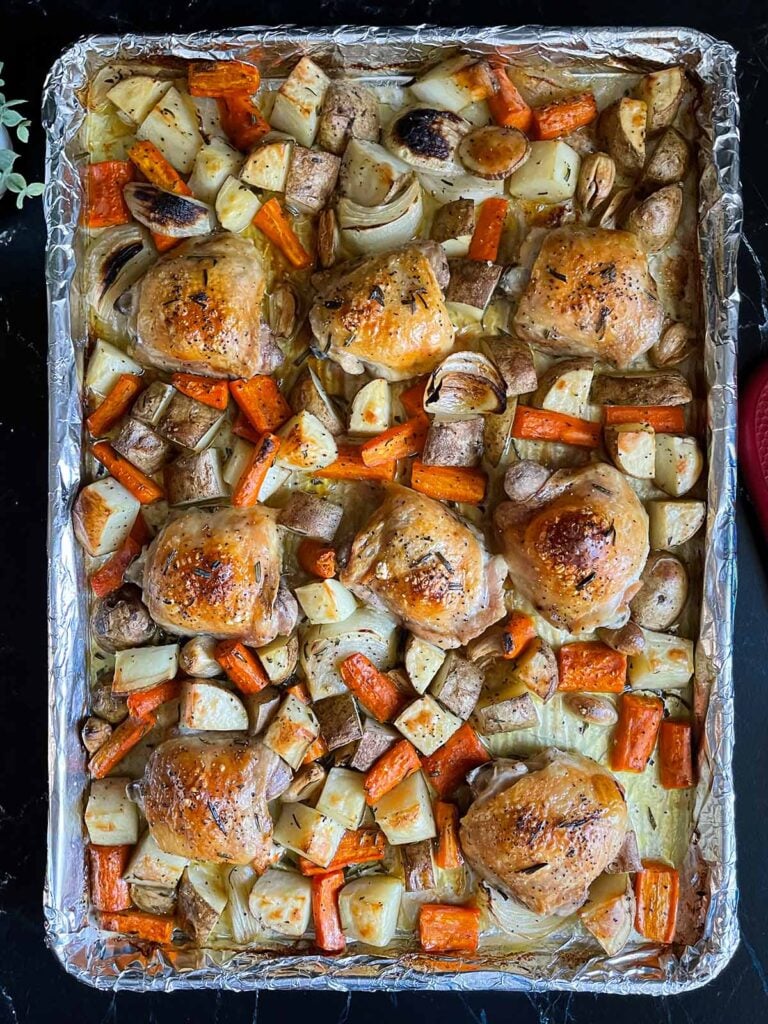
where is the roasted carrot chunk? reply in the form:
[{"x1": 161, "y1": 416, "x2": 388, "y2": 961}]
[
  {"x1": 410, "y1": 461, "x2": 487, "y2": 505},
  {"x1": 419, "y1": 904, "x2": 480, "y2": 953},
  {"x1": 659, "y1": 720, "x2": 694, "y2": 789},
  {"x1": 151, "y1": 232, "x2": 181, "y2": 253},
  {"x1": 233, "y1": 410, "x2": 261, "y2": 443},
  {"x1": 302, "y1": 735, "x2": 329, "y2": 765},
  {"x1": 434, "y1": 801, "x2": 464, "y2": 870},
  {"x1": 171, "y1": 373, "x2": 230, "y2": 410},
  {"x1": 88, "y1": 844, "x2": 132, "y2": 912},
  {"x1": 99, "y1": 909, "x2": 175, "y2": 944},
  {"x1": 231, "y1": 432, "x2": 280, "y2": 508},
  {"x1": 339, "y1": 653, "x2": 408, "y2": 723},
  {"x1": 364, "y1": 739, "x2": 421, "y2": 805},
  {"x1": 89, "y1": 513, "x2": 150, "y2": 598},
  {"x1": 603, "y1": 406, "x2": 686, "y2": 432},
  {"x1": 468, "y1": 196, "x2": 508, "y2": 262},
  {"x1": 421, "y1": 723, "x2": 490, "y2": 798},
  {"x1": 399, "y1": 377, "x2": 428, "y2": 418},
  {"x1": 634, "y1": 861, "x2": 679, "y2": 944},
  {"x1": 229, "y1": 375, "x2": 292, "y2": 434},
  {"x1": 218, "y1": 93, "x2": 271, "y2": 151},
  {"x1": 215, "y1": 640, "x2": 270, "y2": 695},
  {"x1": 361, "y1": 416, "x2": 428, "y2": 467},
  {"x1": 86, "y1": 374, "x2": 144, "y2": 436},
  {"x1": 512, "y1": 406, "x2": 601, "y2": 448},
  {"x1": 188, "y1": 60, "x2": 261, "y2": 97},
  {"x1": 297, "y1": 827, "x2": 386, "y2": 876},
  {"x1": 128, "y1": 140, "x2": 192, "y2": 196},
  {"x1": 253, "y1": 197, "x2": 313, "y2": 270},
  {"x1": 315, "y1": 445, "x2": 397, "y2": 483},
  {"x1": 311, "y1": 870, "x2": 346, "y2": 952},
  {"x1": 531, "y1": 92, "x2": 598, "y2": 140},
  {"x1": 610, "y1": 692, "x2": 664, "y2": 773},
  {"x1": 502, "y1": 611, "x2": 537, "y2": 660},
  {"x1": 297, "y1": 539, "x2": 337, "y2": 579},
  {"x1": 82, "y1": 161, "x2": 134, "y2": 228},
  {"x1": 88, "y1": 713, "x2": 156, "y2": 779},
  {"x1": 284, "y1": 681, "x2": 311, "y2": 705},
  {"x1": 126, "y1": 679, "x2": 181, "y2": 720},
  {"x1": 91, "y1": 441, "x2": 165, "y2": 504},
  {"x1": 488, "y1": 66, "x2": 532, "y2": 132},
  {"x1": 557, "y1": 641, "x2": 627, "y2": 693}
]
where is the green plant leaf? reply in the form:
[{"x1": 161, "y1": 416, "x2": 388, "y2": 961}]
[
  {"x1": 0, "y1": 149, "x2": 18, "y2": 172},
  {"x1": 5, "y1": 171, "x2": 26, "y2": 191},
  {"x1": 24, "y1": 182, "x2": 44, "y2": 196},
  {"x1": 15, "y1": 124, "x2": 28, "y2": 144},
  {"x1": 2, "y1": 110, "x2": 24, "y2": 127}
]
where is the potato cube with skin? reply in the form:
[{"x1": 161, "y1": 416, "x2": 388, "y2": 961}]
[
  {"x1": 315, "y1": 767, "x2": 367, "y2": 830},
  {"x1": 73, "y1": 478, "x2": 140, "y2": 557},
  {"x1": 578, "y1": 873, "x2": 635, "y2": 956},
  {"x1": 124, "y1": 830, "x2": 188, "y2": 888},
  {"x1": 507, "y1": 140, "x2": 580, "y2": 203},
  {"x1": 339, "y1": 875, "x2": 403, "y2": 947},
  {"x1": 256, "y1": 634, "x2": 299, "y2": 686},
  {"x1": 270, "y1": 57, "x2": 330, "y2": 148},
  {"x1": 605, "y1": 422, "x2": 656, "y2": 479},
  {"x1": 647, "y1": 500, "x2": 706, "y2": 550},
  {"x1": 654, "y1": 434, "x2": 703, "y2": 497},
  {"x1": 136, "y1": 86, "x2": 203, "y2": 174},
  {"x1": 285, "y1": 146, "x2": 341, "y2": 215},
  {"x1": 533, "y1": 358, "x2": 594, "y2": 417},
  {"x1": 394, "y1": 695, "x2": 461, "y2": 756},
  {"x1": 112, "y1": 643, "x2": 179, "y2": 694},
  {"x1": 249, "y1": 869, "x2": 312, "y2": 937},
  {"x1": 276, "y1": 412, "x2": 338, "y2": 471},
  {"x1": 85, "y1": 340, "x2": 143, "y2": 398},
  {"x1": 422, "y1": 418, "x2": 484, "y2": 468},
  {"x1": 155, "y1": 392, "x2": 224, "y2": 452},
  {"x1": 243, "y1": 686, "x2": 282, "y2": 735},
  {"x1": 131, "y1": 380, "x2": 174, "y2": 427},
  {"x1": 315, "y1": 693, "x2": 363, "y2": 751},
  {"x1": 636, "y1": 67, "x2": 685, "y2": 134},
  {"x1": 404, "y1": 635, "x2": 447, "y2": 695},
  {"x1": 188, "y1": 138, "x2": 243, "y2": 203},
  {"x1": 482, "y1": 337, "x2": 538, "y2": 399},
  {"x1": 273, "y1": 803, "x2": 346, "y2": 867},
  {"x1": 410, "y1": 55, "x2": 494, "y2": 114},
  {"x1": 107, "y1": 76, "x2": 172, "y2": 125},
  {"x1": 430, "y1": 198, "x2": 475, "y2": 256},
  {"x1": 215, "y1": 175, "x2": 261, "y2": 233},
  {"x1": 318, "y1": 81, "x2": 379, "y2": 156},
  {"x1": 349, "y1": 717, "x2": 399, "y2": 771},
  {"x1": 429, "y1": 653, "x2": 484, "y2": 719},
  {"x1": 179, "y1": 679, "x2": 249, "y2": 731},
  {"x1": 599, "y1": 98, "x2": 647, "y2": 176},
  {"x1": 278, "y1": 492, "x2": 343, "y2": 542},
  {"x1": 373, "y1": 771, "x2": 436, "y2": 845},
  {"x1": 446, "y1": 258, "x2": 503, "y2": 321},
  {"x1": 295, "y1": 580, "x2": 357, "y2": 625},
  {"x1": 165, "y1": 449, "x2": 228, "y2": 507},
  {"x1": 401, "y1": 840, "x2": 436, "y2": 892},
  {"x1": 240, "y1": 140, "x2": 294, "y2": 193},
  {"x1": 349, "y1": 380, "x2": 391, "y2": 436},
  {"x1": 264, "y1": 693, "x2": 320, "y2": 769},
  {"x1": 473, "y1": 686, "x2": 539, "y2": 735},
  {"x1": 112, "y1": 418, "x2": 172, "y2": 476},
  {"x1": 178, "y1": 863, "x2": 229, "y2": 942},
  {"x1": 512, "y1": 637, "x2": 558, "y2": 703},
  {"x1": 628, "y1": 628, "x2": 694, "y2": 689},
  {"x1": 85, "y1": 777, "x2": 138, "y2": 846}
]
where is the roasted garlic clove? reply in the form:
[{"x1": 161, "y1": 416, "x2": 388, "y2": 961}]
[
  {"x1": 269, "y1": 281, "x2": 299, "y2": 339},
  {"x1": 317, "y1": 207, "x2": 339, "y2": 269},
  {"x1": 576, "y1": 152, "x2": 616, "y2": 212},
  {"x1": 563, "y1": 693, "x2": 619, "y2": 726},
  {"x1": 424, "y1": 351, "x2": 506, "y2": 418},
  {"x1": 650, "y1": 322, "x2": 694, "y2": 367}
]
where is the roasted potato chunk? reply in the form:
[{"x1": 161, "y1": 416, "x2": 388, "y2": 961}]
[
  {"x1": 624, "y1": 184, "x2": 683, "y2": 252},
  {"x1": 113, "y1": 417, "x2": 171, "y2": 475},
  {"x1": 599, "y1": 98, "x2": 647, "y2": 175},
  {"x1": 284, "y1": 146, "x2": 341, "y2": 215},
  {"x1": 445, "y1": 258, "x2": 503, "y2": 319},
  {"x1": 430, "y1": 198, "x2": 475, "y2": 256},
  {"x1": 512, "y1": 637, "x2": 558, "y2": 702},
  {"x1": 317, "y1": 81, "x2": 379, "y2": 155},
  {"x1": 591, "y1": 370, "x2": 692, "y2": 407},
  {"x1": 643, "y1": 128, "x2": 690, "y2": 188},
  {"x1": 421, "y1": 417, "x2": 484, "y2": 468},
  {"x1": 636, "y1": 66, "x2": 686, "y2": 134},
  {"x1": 630, "y1": 551, "x2": 688, "y2": 630}
]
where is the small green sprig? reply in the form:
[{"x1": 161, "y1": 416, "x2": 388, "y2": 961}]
[{"x1": 0, "y1": 62, "x2": 44, "y2": 209}]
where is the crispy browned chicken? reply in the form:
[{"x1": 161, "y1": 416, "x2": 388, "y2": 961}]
[
  {"x1": 341, "y1": 484, "x2": 507, "y2": 648},
  {"x1": 142, "y1": 505, "x2": 297, "y2": 646}
]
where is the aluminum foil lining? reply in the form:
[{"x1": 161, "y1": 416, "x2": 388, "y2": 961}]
[{"x1": 43, "y1": 25, "x2": 741, "y2": 993}]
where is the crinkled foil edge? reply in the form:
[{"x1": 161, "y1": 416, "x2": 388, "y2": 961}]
[{"x1": 43, "y1": 25, "x2": 741, "y2": 993}]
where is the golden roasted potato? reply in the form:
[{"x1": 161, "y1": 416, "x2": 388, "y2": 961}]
[
  {"x1": 599, "y1": 98, "x2": 647, "y2": 175},
  {"x1": 630, "y1": 551, "x2": 688, "y2": 630},
  {"x1": 643, "y1": 128, "x2": 690, "y2": 188},
  {"x1": 624, "y1": 184, "x2": 683, "y2": 252},
  {"x1": 636, "y1": 66, "x2": 686, "y2": 134},
  {"x1": 605, "y1": 422, "x2": 656, "y2": 479},
  {"x1": 590, "y1": 369, "x2": 692, "y2": 407}
]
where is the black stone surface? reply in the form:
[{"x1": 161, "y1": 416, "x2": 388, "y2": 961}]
[{"x1": 1, "y1": 2, "x2": 767, "y2": 1020}]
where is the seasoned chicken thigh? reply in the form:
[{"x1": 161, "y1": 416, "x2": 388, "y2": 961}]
[
  {"x1": 143, "y1": 505, "x2": 297, "y2": 646},
  {"x1": 461, "y1": 749, "x2": 629, "y2": 915},
  {"x1": 513, "y1": 227, "x2": 665, "y2": 368},
  {"x1": 495, "y1": 463, "x2": 648, "y2": 633},
  {"x1": 140, "y1": 734, "x2": 275, "y2": 865},
  {"x1": 135, "y1": 234, "x2": 279, "y2": 378},
  {"x1": 309, "y1": 243, "x2": 454, "y2": 381},
  {"x1": 341, "y1": 485, "x2": 506, "y2": 648}
]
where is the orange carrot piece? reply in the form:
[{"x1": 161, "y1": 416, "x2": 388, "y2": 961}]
[
  {"x1": 434, "y1": 801, "x2": 464, "y2": 870},
  {"x1": 361, "y1": 416, "x2": 428, "y2": 467},
  {"x1": 231, "y1": 432, "x2": 280, "y2": 508},
  {"x1": 86, "y1": 374, "x2": 144, "y2": 436},
  {"x1": 557, "y1": 641, "x2": 627, "y2": 693},
  {"x1": 298, "y1": 828, "x2": 386, "y2": 876},
  {"x1": 297, "y1": 539, "x2": 337, "y2": 579},
  {"x1": 502, "y1": 611, "x2": 537, "y2": 660},
  {"x1": 88, "y1": 713, "x2": 156, "y2": 779},
  {"x1": 233, "y1": 410, "x2": 261, "y2": 443},
  {"x1": 218, "y1": 93, "x2": 272, "y2": 151},
  {"x1": 421, "y1": 723, "x2": 490, "y2": 798},
  {"x1": 89, "y1": 513, "x2": 150, "y2": 599},
  {"x1": 128, "y1": 140, "x2": 191, "y2": 196},
  {"x1": 468, "y1": 196, "x2": 508, "y2": 262},
  {"x1": 410, "y1": 461, "x2": 487, "y2": 505},
  {"x1": 634, "y1": 861, "x2": 679, "y2": 944},
  {"x1": 312, "y1": 870, "x2": 346, "y2": 952},
  {"x1": 512, "y1": 406, "x2": 601, "y2": 448},
  {"x1": 171, "y1": 373, "x2": 230, "y2": 410},
  {"x1": 253, "y1": 197, "x2": 312, "y2": 270},
  {"x1": 339, "y1": 653, "x2": 408, "y2": 723},
  {"x1": 215, "y1": 640, "x2": 270, "y2": 695},
  {"x1": 364, "y1": 739, "x2": 421, "y2": 805},
  {"x1": 399, "y1": 377, "x2": 428, "y2": 418},
  {"x1": 610, "y1": 692, "x2": 664, "y2": 773},
  {"x1": 419, "y1": 904, "x2": 480, "y2": 953},
  {"x1": 302, "y1": 735, "x2": 329, "y2": 765},
  {"x1": 88, "y1": 844, "x2": 132, "y2": 912},
  {"x1": 91, "y1": 441, "x2": 165, "y2": 504},
  {"x1": 488, "y1": 66, "x2": 533, "y2": 132},
  {"x1": 188, "y1": 60, "x2": 261, "y2": 97},
  {"x1": 229, "y1": 375, "x2": 292, "y2": 433},
  {"x1": 315, "y1": 445, "x2": 397, "y2": 483},
  {"x1": 603, "y1": 405, "x2": 687, "y2": 432},
  {"x1": 284, "y1": 681, "x2": 312, "y2": 705},
  {"x1": 531, "y1": 91, "x2": 598, "y2": 141},
  {"x1": 99, "y1": 909, "x2": 175, "y2": 944},
  {"x1": 152, "y1": 232, "x2": 182, "y2": 253},
  {"x1": 126, "y1": 679, "x2": 182, "y2": 720},
  {"x1": 82, "y1": 161, "x2": 134, "y2": 228},
  {"x1": 659, "y1": 720, "x2": 694, "y2": 789}
]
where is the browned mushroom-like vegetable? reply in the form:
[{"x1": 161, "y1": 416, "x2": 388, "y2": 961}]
[
  {"x1": 624, "y1": 184, "x2": 683, "y2": 252},
  {"x1": 81, "y1": 716, "x2": 113, "y2": 754},
  {"x1": 650, "y1": 322, "x2": 695, "y2": 368},
  {"x1": 591, "y1": 369, "x2": 692, "y2": 407},
  {"x1": 503, "y1": 460, "x2": 552, "y2": 503},
  {"x1": 285, "y1": 146, "x2": 341, "y2": 215},
  {"x1": 91, "y1": 676, "x2": 128, "y2": 724},
  {"x1": 422, "y1": 417, "x2": 484, "y2": 468},
  {"x1": 576, "y1": 152, "x2": 616, "y2": 213},
  {"x1": 425, "y1": 350, "x2": 506, "y2": 418},
  {"x1": 91, "y1": 586, "x2": 157, "y2": 653},
  {"x1": 630, "y1": 551, "x2": 689, "y2": 630},
  {"x1": 112, "y1": 417, "x2": 172, "y2": 475},
  {"x1": 457, "y1": 126, "x2": 530, "y2": 180},
  {"x1": 562, "y1": 693, "x2": 618, "y2": 727},
  {"x1": 599, "y1": 98, "x2": 647, "y2": 175},
  {"x1": 317, "y1": 81, "x2": 379, "y2": 155},
  {"x1": 277, "y1": 491, "x2": 343, "y2": 541},
  {"x1": 597, "y1": 622, "x2": 646, "y2": 656},
  {"x1": 430, "y1": 198, "x2": 475, "y2": 256},
  {"x1": 383, "y1": 106, "x2": 470, "y2": 175},
  {"x1": 636, "y1": 67, "x2": 686, "y2": 134},
  {"x1": 643, "y1": 128, "x2": 690, "y2": 188},
  {"x1": 481, "y1": 336, "x2": 537, "y2": 397}
]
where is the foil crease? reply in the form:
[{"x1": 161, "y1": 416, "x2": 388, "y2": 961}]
[{"x1": 43, "y1": 25, "x2": 741, "y2": 993}]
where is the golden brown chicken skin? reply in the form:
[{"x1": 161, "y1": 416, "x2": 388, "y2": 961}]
[
  {"x1": 142, "y1": 505, "x2": 297, "y2": 646},
  {"x1": 140, "y1": 734, "x2": 274, "y2": 865},
  {"x1": 135, "y1": 234, "x2": 278, "y2": 378},
  {"x1": 460, "y1": 750, "x2": 629, "y2": 915},
  {"x1": 308, "y1": 243, "x2": 454, "y2": 381},
  {"x1": 513, "y1": 227, "x2": 664, "y2": 368},
  {"x1": 341, "y1": 485, "x2": 506, "y2": 648},
  {"x1": 494, "y1": 463, "x2": 648, "y2": 633}
]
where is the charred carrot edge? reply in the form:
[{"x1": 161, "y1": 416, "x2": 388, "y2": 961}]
[
  {"x1": 399, "y1": 378, "x2": 428, "y2": 418},
  {"x1": 171, "y1": 373, "x2": 230, "y2": 410},
  {"x1": 128, "y1": 140, "x2": 192, "y2": 196},
  {"x1": 297, "y1": 539, "x2": 337, "y2": 579},
  {"x1": 488, "y1": 66, "x2": 533, "y2": 132},
  {"x1": 421, "y1": 723, "x2": 490, "y2": 798},
  {"x1": 88, "y1": 713, "x2": 156, "y2": 779},
  {"x1": 419, "y1": 904, "x2": 480, "y2": 953},
  {"x1": 610, "y1": 692, "x2": 664, "y2": 773},
  {"x1": 364, "y1": 739, "x2": 421, "y2": 806},
  {"x1": 360, "y1": 416, "x2": 428, "y2": 467},
  {"x1": 531, "y1": 91, "x2": 598, "y2": 141},
  {"x1": 91, "y1": 441, "x2": 165, "y2": 504},
  {"x1": 188, "y1": 60, "x2": 261, "y2": 98},
  {"x1": 434, "y1": 801, "x2": 464, "y2": 870},
  {"x1": 603, "y1": 405, "x2": 687, "y2": 432},
  {"x1": 218, "y1": 94, "x2": 272, "y2": 151},
  {"x1": 253, "y1": 197, "x2": 313, "y2": 270},
  {"x1": 229, "y1": 375, "x2": 292, "y2": 434},
  {"x1": 99, "y1": 909, "x2": 175, "y2": 944},
  {"x1": 468, "y1": 196, "x2": 508, "y2": 262},
  {"x1": 215, "y1": 640, "x2": 270, "y2": 695},
  {"x1": 233, "y1": 410, "x2": 261, "y2": 443},
  {"x1": 512, "y1": 406, "x2": 601, "y2": 448},
  {"x1": 298, "y1": 827, "x2": 386, "y2": 876},
  {"x1": 659, "y1": 720, "x2": 694, "y2": 789},
  {"x1": 302, "y1": 735, "x2": 329, "y2": 765},
  {"x1": 87, "y1": 374, "x2": 144, "y2": 436},
  {"x1": 311, "y1": 870, "x2": 346, "y2": 952},
  {"x1": 634, "y1": 861, "x2": 679, "y2": 944},
  {"x1": 126, "y1": 679, "x2": 182, "y2": 720},
  {"x1": 88, "y1": 844, "x2": 133, "y2": 912},
  {"x1": 339, "y1": 653, "x2": 408, "y2": 723},
  {"x1": 502, "y1": 611, "x2": 537, "y2": 660},
  {"x1": 82, "y1": 161, "x2": 134, "y2": 228},
  {"x1": 557, "y1": 641, "x2": 627, "y2": 693},
  {"x1": 89, "y1": 515, "x2": 146, "y2": 598},
  {"x1": 315, "y1": 445, "x2": 397, "y2": 483},
  {"x1": 410, "y1": 461, "x2": 487, "y2": 505},
  {"x1": 231, "y1": 432, "x2": 281, "y2": 508}
]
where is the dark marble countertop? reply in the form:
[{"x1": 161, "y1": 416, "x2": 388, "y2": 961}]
[{"x1": 1, "y1": 2, "x2": 767, "y2": 1021}]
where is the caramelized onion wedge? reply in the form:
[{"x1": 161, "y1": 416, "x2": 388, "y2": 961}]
[
  {"x1": 425, "y1": 351, "x2": 506, "y2": 419},
  {"x1": 457, "y1": 126, "x2": 531, "y2": 180},
  {"x1": 123, "y1": 182, "x2": 214, "y2": 237}
]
